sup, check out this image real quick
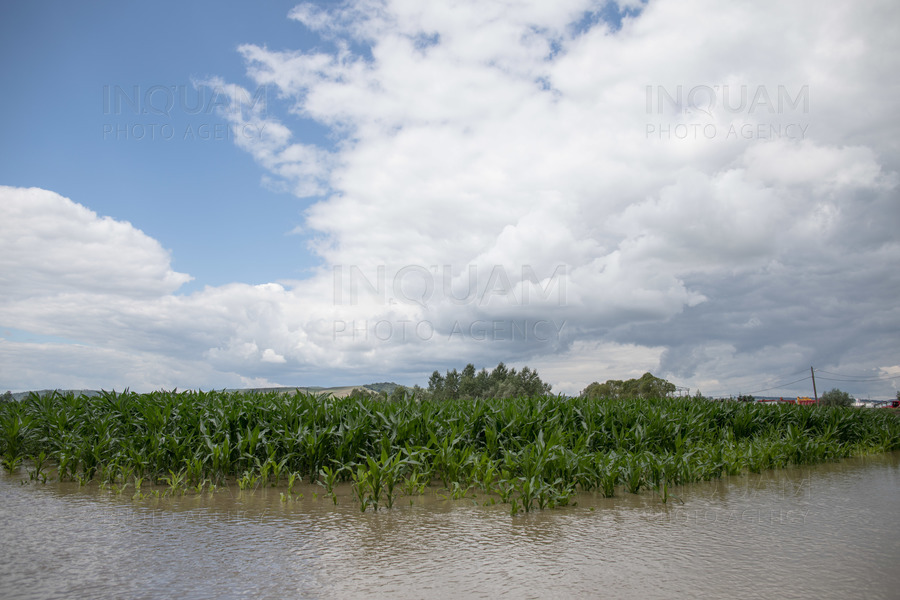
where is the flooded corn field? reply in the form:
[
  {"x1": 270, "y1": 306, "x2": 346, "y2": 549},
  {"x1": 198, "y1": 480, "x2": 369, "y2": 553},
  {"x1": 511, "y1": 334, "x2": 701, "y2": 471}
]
[{"x1": 2, "y1": 451, "x2": 899, "y2": 599}]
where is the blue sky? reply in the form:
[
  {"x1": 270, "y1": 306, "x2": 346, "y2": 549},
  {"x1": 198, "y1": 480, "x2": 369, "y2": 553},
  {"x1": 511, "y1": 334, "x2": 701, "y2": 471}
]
[
  {"x1": 0, "y1": 1, "x2": 325, "y2": 288},
  {"x1": 1, "y1": 0, "x2": 899, "y2": 398}
]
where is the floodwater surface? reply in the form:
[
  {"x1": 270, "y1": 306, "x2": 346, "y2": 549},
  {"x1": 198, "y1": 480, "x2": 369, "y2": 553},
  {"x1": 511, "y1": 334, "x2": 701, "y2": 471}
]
[{"x1": 1, "y1": 452, "x2": 899, "y2": 599}]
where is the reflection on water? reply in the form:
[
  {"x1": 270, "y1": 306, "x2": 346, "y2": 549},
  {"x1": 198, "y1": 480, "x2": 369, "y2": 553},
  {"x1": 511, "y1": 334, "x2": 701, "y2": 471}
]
[{"x1": 2, "y1": 452, "x2": 899, "y2": 599}]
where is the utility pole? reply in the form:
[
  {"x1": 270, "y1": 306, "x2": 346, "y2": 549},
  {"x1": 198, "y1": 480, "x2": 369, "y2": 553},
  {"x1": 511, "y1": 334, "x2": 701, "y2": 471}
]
[{"x1": 811, "y1": 366, "x2": 818, "y2": 403}]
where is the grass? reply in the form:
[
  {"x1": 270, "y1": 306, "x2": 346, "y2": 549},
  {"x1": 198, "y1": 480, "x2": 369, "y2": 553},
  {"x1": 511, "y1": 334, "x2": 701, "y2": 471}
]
[{"x1": 1, "y1": 390, "x2": 898, "y2": 512}]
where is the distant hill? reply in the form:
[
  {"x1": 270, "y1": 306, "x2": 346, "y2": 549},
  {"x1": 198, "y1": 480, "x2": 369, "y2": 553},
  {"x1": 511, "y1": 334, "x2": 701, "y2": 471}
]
[
  {"x1": 363, "y1": 382, "x2": 406, "y2": 394},
  {"x1": 5, "y1": 389, "x2": 102, "y2": 402},
  {"x1": 228, "y1": 385, "x2": 370, "y2": 398},
  {"x1": 3, "y1": 384, "x2": 405, "y2": 401},
  {"x1": 226, "y1": 383, "x2": 407, "y2": 397}
]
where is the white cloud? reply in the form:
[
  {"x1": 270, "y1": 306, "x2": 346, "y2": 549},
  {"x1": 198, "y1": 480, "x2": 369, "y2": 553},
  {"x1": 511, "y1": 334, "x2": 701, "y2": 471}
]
[
  {"x1": 3, "y1": 0, "x2": 900, "y2": 397},
  {"x1": 0, "y1": 186, "x2": 191, "y2": 299}
]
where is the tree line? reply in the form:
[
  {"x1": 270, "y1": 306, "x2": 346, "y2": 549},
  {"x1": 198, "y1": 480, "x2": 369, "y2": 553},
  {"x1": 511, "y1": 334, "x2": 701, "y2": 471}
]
[
  {"x1": 369, "y1": 362, "x2": 553, "y2": 402},
  {"x1": 579, "y1": 372, "x2": 676, "y2": 400},
  {"x1": 380, "y1": 368, "x2": 677, "y2": 402},
  {"x1": 426, "y1": 362, "x2": 553, "y2": 401}
]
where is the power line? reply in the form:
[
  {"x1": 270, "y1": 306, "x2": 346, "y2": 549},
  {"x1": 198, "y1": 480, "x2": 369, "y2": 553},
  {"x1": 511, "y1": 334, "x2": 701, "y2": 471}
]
[
  {"x1": 814, "y1": 371, "x2": 900, "y2": 383},
  {"x1": 744, "y1": 375, "x2": 812, "y2": 396},
  {"x1": 816, "y1": 368, "x2": 886, "y2": 379},
  {"x1": 786, "y1": 368, "x2": 816, "y2": 378},
  {"x1": 726, "y1": 368, "x2": 815, "y2": 396},
  {"x1": 815, "y1": 376, "x2": 900, "y2": 383},
  {"x1": 768, "y1": 368, "x2": 815, "y2": 380},
  {"x1": 687, "y1": 366, "x2": 899, "y2": 400}
]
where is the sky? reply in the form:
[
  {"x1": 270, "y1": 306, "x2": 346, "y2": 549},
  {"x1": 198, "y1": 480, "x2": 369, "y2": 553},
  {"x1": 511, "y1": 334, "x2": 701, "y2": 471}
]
[{"x1": 1, "y1": 0, "x2": 898, "y2": 399}]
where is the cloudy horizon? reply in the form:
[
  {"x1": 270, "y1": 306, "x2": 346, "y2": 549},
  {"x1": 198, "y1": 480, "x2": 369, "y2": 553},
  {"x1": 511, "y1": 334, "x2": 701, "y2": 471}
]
[{"x1": 1, "y1": 0, "x2": 898, "y2": 399}]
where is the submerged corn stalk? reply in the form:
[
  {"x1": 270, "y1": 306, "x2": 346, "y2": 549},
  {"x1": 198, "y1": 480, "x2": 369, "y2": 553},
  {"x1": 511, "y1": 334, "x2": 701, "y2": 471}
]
[{"x1": 0, "y1": 390, "x2": 896, "y2": 512}]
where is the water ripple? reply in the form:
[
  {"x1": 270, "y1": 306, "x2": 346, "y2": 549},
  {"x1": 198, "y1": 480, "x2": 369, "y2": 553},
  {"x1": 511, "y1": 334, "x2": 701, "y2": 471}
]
[{"x1": 1, "y1": 453, "x2": 899, "y2": 599}]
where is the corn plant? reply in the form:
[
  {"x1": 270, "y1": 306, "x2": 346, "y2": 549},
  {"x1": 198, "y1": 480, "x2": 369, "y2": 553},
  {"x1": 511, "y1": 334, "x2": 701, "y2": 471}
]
[
  {"x1": 28, "y1": 451, "x2": 48, "y2": 483},
  {"x1": 132, "y1": 475, "x2": 145, "y2": 500},
  {"x1": 318, "y1": 464, "x2": 342, "y2": 504},
  {"x1": 1, "y1": 389, "x2": 897, "y2": 513},
  {"x1": 163, "y1": 469, "x2": 187, "y2": 496},
  {"x1": 351, "y1": 464, "x2": 373, "y2": 512},
  {"x1": 401, "y1": 470, "x2": 427, "y2": 496},
  {"x1": 287, "y1": 471, "x2": 300, "y2": 495},
  {"x1": 621, "y1": 454, "x2": 644, "y2": 494},
  {"x1": 238, "y1": 470, "x2": 259, "y2": 491},
  {"x1": 0, "y1": 409, "x2": 29, "y2": 473}
]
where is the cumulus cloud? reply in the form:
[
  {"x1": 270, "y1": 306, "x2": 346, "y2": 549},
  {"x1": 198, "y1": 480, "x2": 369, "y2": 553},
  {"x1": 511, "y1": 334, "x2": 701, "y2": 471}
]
[
  {"x1": 3, "y1": 0, "x2": 899, "y2": 397},
  {"x1": 0, "y1": 186, "x2": 192, "y2": 299}
]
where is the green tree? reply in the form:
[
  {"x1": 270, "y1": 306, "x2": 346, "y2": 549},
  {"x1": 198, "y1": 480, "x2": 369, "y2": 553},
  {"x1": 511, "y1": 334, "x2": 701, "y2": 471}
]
[
  {"x1": 631, "y1": 372, "x2": 675, "y2": 398},
  {"x1": 459, "y1": 363, "x2": 477, "y2": 398},
  {"x1": 387, "y1": 385, "x2": 415, "y2": 402},
  {"x1": 579, "y1": 381, "x2": 605, "y2": 399},
  {"x1": 473, "y1": 368, "x2": 490, "y2": 397},
  {"x1": 820, "y1": 388, "x2": 853, "y2": 407},
  {"x1": 516, "y1": 366, "x2": 552, "y2": 397},
  {"x1": 428, "y1": 371, "x2": 445, "y2": 399},
  {"x1": 580, "y1": 379, "x2": 623, "y2": 399},
  {"x1": 444, "y1": 369, "x2": 460, "y2": 398},
  {"x1": 422, "y1": 362, "x2": 551, "y2": 400},
  {"x1": 580, "y1": 373, "x2": 676, "y2": 400},
  {"x1": 491, "y1": 362, "x2": 509, "y2": 385}
]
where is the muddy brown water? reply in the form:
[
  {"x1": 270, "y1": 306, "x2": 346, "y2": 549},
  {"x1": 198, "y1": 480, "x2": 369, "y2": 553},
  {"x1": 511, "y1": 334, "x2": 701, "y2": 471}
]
[{"x1": 1, "y1": 452, "x2": 899, "y2": 599}]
